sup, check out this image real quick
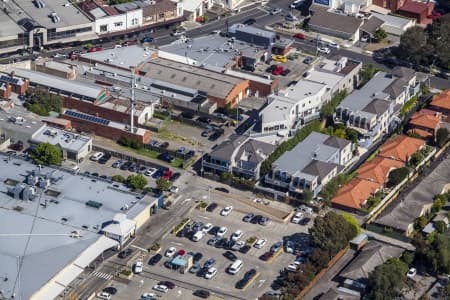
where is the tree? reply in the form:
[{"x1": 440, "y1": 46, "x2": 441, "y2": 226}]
[
  {"x1": 418, "y1": 234, "x2": 450, "y2": 274},
  {"x1": 31, "y1": 142, "x2": 62, "y2": 165},
  {"x1": 437, "y1": 128, "x2": 449, "y2": 147},
  {"x1": 340, "y1": 213, "x2": 361, "y2": 235},
  {"x1": 374, "y1": 28, "x2": 387, "y2": 41},
  {"x1": 415, "y1": 215, "x2": 428, "y2": 230},
  {"x1": 127, "y1": 174, "x2": 147, "y2": 190},
  {"x1": 301, "y1": 189, "x2": 313, "y2": 202},
  {"x1": 24, "y1": 89, "x2": 63, "y2": 116},
  {"x1": 387, "y1": 167, "x2": 409, "y2": 187},
  {"x1": 435, "y1": 221, "x2": 447, "y2": 234},
  {"x1": 309, "y1": 211, "x2": 357, "y2": 258},
  {"x1": 156, "y1": 178, "x2": 172, "y2": 191},
  {"x1": 398, "y1": 26, "x2": 427, "y2": 65},
  {"x1": 409, "y1": 151, "x2": 423, "y2": 167},
  {"x1": 112, "y1": 175, "x2": 126, "y2": 183},
  {"x1": 401, "y1": 251, "x2": 415, "y2": 266},
  {"x1": 359, "y1": 64, "x2": 378, "y2": 86},
  {"x1": 364, "y1": 258, "x2": 408, "y2": 300}
]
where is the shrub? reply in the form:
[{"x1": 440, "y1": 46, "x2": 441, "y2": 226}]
[
  {"x1": 120, "y1": 268, "x2": 132, "y2": 276},
  {"x1": 112, "y1": 175, "x2": 126, "y2": 183},
  {"x1": 387, "y1": 167, "x2": 410, "y2": 187}
]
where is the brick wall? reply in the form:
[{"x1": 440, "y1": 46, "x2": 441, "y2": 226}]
[
  {"x1": 63, "y1": 115, "x2": 150, "y2": 144},
  {"x1": 63, "y1": 97, "x2": 139, "y2": 125}
]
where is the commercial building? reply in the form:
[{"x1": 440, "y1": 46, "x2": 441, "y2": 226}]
[
  {"x1": 182, "y1": 0, "x2": 212, "y2": 21},
  {"x1": 397, "y1": 0, "x2": 434, "y2": 25},
  {"x1": 335, "y1": 67, "x2": 419, "y2": 146},
  {"x1": 264, "y1": 132, "x2": 353, "y2": 198},
  {"x1": 0, "y1": 157, "x2": 161, "y2": 299},
  {"x1": 203, "y1": 135, "x2": 276, "y2": 180},
  {"x1": 260, "y1": 57, "x2": 361, "y2": 135}
]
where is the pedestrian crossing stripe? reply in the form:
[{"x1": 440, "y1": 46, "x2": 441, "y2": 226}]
[{"x1": 92, "y1": 271, "x2": 112, "y2": 280}]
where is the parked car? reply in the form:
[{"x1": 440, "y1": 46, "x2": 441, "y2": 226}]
[
  {"x1": 215, "y1": 187, "x2": 229, "y2": 193},
  {"x1": 220, "y1": 206, "x2": 233, "y2": 216},
  {"x1": 192, "y1": 231, "x2": 205, "y2": 242},
  {"x1": 328, "y1": 42, "x2": 340, "y2": 49},
  {"x1": 204, "y1": 258, "x2": 216, "y2": 268},
  {"x1": 259, "y1": 216, "x2": 270, "y2": 226},
  {"x1": 112, "y1": 159, "x2": 124, "y2": 168},
  {"x1": 293, "y1": 33, "x2": 305, "y2": 40},
  {"x1": 270, "y1": 7, "x2": 282, "y2": 14},
  {"x1": 216, "y1": 226, "x2": 228, "y2": 237},
  {"x1": 169, "y1": 186, "x2": 179, "y2": 193},
  {"x1": 171, "y1": 30, "x2": 185, "y2": 36},
  {"x1": 158, "y1": 281, "x2": 175, "y2": 289},
  {"x1": 144, "y1": 167, "x2": 157, "y2": 177},
  {"x1": 223, "y1": 251, "x2": 238, "y2": 261},
  {"x1": 197, "y1": 116, "x2": 211, "y2": 124},
  {"x1": 134, "y1": 261, "x2": 143, "y2": 274},
  {"x1": 138, "y1": 166, "x2": 148, "y2": 174},
  {"x1": 88, "y1": 46, "x2": 103, "y2": 52},
  {"x1": 260, "y1": 251, "x2": 274, "y2": 261},
  {"x1": 317, "y1": 47, "x2": 330, "y2": 54},
  {"x1": 270, "y1": 242, "x2": 283, "y2": 253},
  {"x1": 202, "y1": 223, "x2": 213, "y2": 233},
  {"x1": 128, "y1": 163, "x2": 139, "y2": 173},
  {"x1": 208, "y1": 131, "x2": 222, "y2": 141},
  {"x1": 250, "y1": 215, "x2": 262, "y2": 224},
  {"x1": 205, "y1": 267, "x2": 218, "y2": 279},
  {"x1": 90, "y1": 152, "x2": 104, "y2": 161},
  {"x1": 291, "y1": 212, "x2": 304, "y2": 224},
  {"x1": 148, "y1": 254, "x2": 162, "y2": 265},
  {"x1": 231, "y1": 230, "x2": 243, "y2": 241},
  {"x1": 193, "y1": 252, "x2": 203, "y2": 263},
  {"x1": 243, "y1": 213, "x2": 255, "y2": 222},
  {"x1": 159, "y1": 152, "x2": 174, "y2": 163},
  {"x1": 407, "y1": 268, "x2": 417, "y2": 278},
  {"x1": 193, "y1": 290, "x2": 210, "y2": 298},
  {"x1": 120, "y1": 161, "x2": 132, "y2": 170},
  {"x1": 98, "y1": 153, "x2": 111, "y2": 164},
  {"x1": 255, "y1": 238, "x2": 267, "y2": 249},
  {"x1": 239, "y1": 245, "x2": 251, "y2": 254},
  {"x1": 170, "y1": 172, "x2": 181, "y2": 182},
  {"x1": 303, "y1": 56, "x2": 314, "y2": 64},
  {"x1": 141, "y1": 36, "x2": 154, "y2": 43},
  {"x1": 206, "y1": 202, "x2": 218, "y2": 212},
  {"x1": 103, "y1": 287, "x2": 117, "y2": 295},
  {"x1": 266, "y1": 65, "x2": 277, "y2": 73},
  {"x1": 165, "y1": 247, "x2": 176, "y2": 258},
  {"x1": 281, "y1": 68, "x2": 291, "y2": 76},
  {"x1": 299, "y1": 217, "x2": 311, "y2": 225},
  {"x1": 272, "y1": 55, "x2": 288, "y2": 63},
  {"x1": 96, "y1": 292, "x2": 111, "y2": 300},
  {"x1": 152, "y1": 168, "x2": 164, "y2": 179},
  {"x1": 272, "y1": 66, "x2": 284, "y2": 75},
  {"x1": 153, "y1": 284, "x2": 169, "y2": 293},
  {"x1": 118, "y1": 248, "x2": 133, "y2": 259},
  {"x1": 243, "y1": 18, "x2": 256, "y2": 25},
  {"x1": 207, "y1": 236, "x2": 220, "y2": 246},
  {"x1": 160, "y1": 142, "x2": 169, "y2": 149},
  {"x1": 189, "y1": 263, "x2": 201, "y2": 273},
  {"x1": 162, "y1": 169, "x2": 173, "y2": 180}
]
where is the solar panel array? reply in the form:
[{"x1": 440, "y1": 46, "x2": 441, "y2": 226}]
[
  {"x1": 64, "y1": 110, "x2": 110, "y2": 126},
  {"x1": 0, "y1": 75, "x2": 19, "y2": 85}
]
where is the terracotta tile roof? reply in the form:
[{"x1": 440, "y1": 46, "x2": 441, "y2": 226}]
[
  {"x1": 357, "y1": 156, "x2": 404, "y2": 184},
  {"x1": 380, "y1": 135, "x2": 425, "y2": 162},
  {"x1": 407, "y1": 128, "x2": 432, "y2": 138},
  {"x1": 431, "y1": 90, "x2": 450, "y2": 111},
  {"x1": 409, "y1": 110, "x2": 441, "y2": 130},
  {"x1": 332, "y1": 178, "x2": 381, "y2": 209}
]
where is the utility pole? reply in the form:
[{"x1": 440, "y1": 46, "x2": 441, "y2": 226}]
[{"x1": 130, "y1": 67, "x2": 135, "y2": 133}]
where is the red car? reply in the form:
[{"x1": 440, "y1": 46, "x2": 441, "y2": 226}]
[
  {"x1": 272, "y1": 66, "x2": 284, "y2": 76},
  {"x1": 427, "y1": 12, "x2": 441, "y2": 19},
  {"x1": 88, "y1": 47, "x2": 104, "y2": 52},
  {"x1": 176, "y1": 249, "x2": 185, "y2": 256},
  {"x1": 293, "y1": 33, "x2": 305, "y2": 40},
  {"x1": 162, "y1": 169, "x2": 173, "y2": 180},
  {"x1": 122, "y1": 39, "x2": 138, "y2": 46}
]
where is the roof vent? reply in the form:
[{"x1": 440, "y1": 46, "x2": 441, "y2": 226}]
[
  {"x1": 50, "y1": 12, "x2": 61, "y2": 23},
  {"x1": 34, "y1": 0, "x2": 45, "y2": 8}
]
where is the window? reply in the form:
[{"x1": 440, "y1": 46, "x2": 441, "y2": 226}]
[
  {"x1": 114, "y1": 21, "x2": 123, "y2": 27},
  {"x1": 100, "y1": 25, "x2": 108, "y2": 32},
  {"x1": 159, "y1": 12, "x2": 164, "y2": 19},
  {"x1": 131, "y1": 18, "x2": 138, "y2": 25}
]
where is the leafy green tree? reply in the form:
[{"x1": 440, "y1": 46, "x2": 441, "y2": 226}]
[
  {"x1": 301, "y1": 189, "x2": 313, "y2": 202},
  {"x1": 398, "y1": 26, "x2": 428, "y2": 65},
  {"x1": 320, "y1": 90, "x2": 348, "y2": 121},
  {"x1": 309, "y1": 211, "x2": 357, "y2": 259},
  {"x1": 364, "y1": 258, "x2": 408, "y2": 300},
  {"x1": 418, "y1": 234, "x2": 450, "y2": 274},
  {"x1": 156, "y1": 178, "x2": 172, "y2": 191},
  {"x1": 374, "y1": 28, "x2": 387, "y2": 41},
  {"x1": 435, "y1": 221, "x2": 447, "y2": 234},
  {"x1": 127, "y1": 174, "x2": 148, "y2": 190},
  {"x1": 437, "y1": 128, "x2": 449, "y2": 147},
  {"x1": 31, "y1": 143, "x2": 62, "y2": 165},
  {"x1": 409, "y1": 151, "x2": 423, "y2": 167},
  {"x1": 387, "y1": 167, "x2": 409, "y2": 187},
  {"x1": 415, "y1": 215, "x2": 428, "y2": 230},
  {"x1": 359, "y1": 64, "x2": 379, "y2": 86},
  {"x1": 340, "y1": 213, "x2": 361, "y2": 235},
  {"x1": 401, "y1": 251, "x2": 415, "y2": 266}
]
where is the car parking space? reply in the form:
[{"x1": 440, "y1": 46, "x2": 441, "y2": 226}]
[{"x1": 145, "y1": 198, "x2": 313, "y2": 299}]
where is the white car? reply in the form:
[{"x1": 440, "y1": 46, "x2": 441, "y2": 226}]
[
  {"x1": 144, "y1": 168, "x2": 157, "y2": 176},
  {"x1": 317, "y1": 47, "x2": 330, "y2": 54},
  {"x1": 169, "y1": 186, "x2": 179, "y2": 193},
  {"x1": 291, "y1": 212, "x2": 304, "y2": 224},
  {"x1": 192, "y1": 230, "x2": 205, "y2": 242},
  {"x1": 328, "y1": 42, "x2": 340, "y2": 49},
  {"x1": 171, "y1": 31, "x2": 185, "y2": 36},
  {"x1": 205, "y1": 267, "x2": 218, "y2": 279},
  {"x1": 90, "y1": 152, "x2": 104, "y2": 161},
  {"x1": 216, "y1": 226, "x2": 228, "y2": 237},
  {"x1": 270, "y1": 7, "x2": 282, "y2": 14},
  {"x1": 141, "y1": 293, "x2": 156, "y2": 300},
  {"x1": 165, "y1": 246, "x2": 176, "y2": 258},
  {"x1": 220, "y1": 206, "x2": 233, "y2": 216},
  {"x1": 202, "y1": 223, "x2": 213, "y2": 233},
  {"x1": 407, "y1": 268, "x2": 417, "y2": 278},
  {"x1": 287, "y1": 261, "x2": 302, "y2": 272},
  {"x1": 254, "y1": 238, "x2": 267, "y2": 249},
  {"x1": 153, "y1": 284, "x2": 169, "y2": 293},
  {"x1": 134, "y1": 261, "x2": 143, "y2": 274},
  {"x1": 299, "y1": 204, "x2": 313, "y2": 214},
  {"x1": 231, "y1": 230, "x2": 243, "y2": 241},
  {"x1": 96, "y1": 292, "x2": 111, "y2": 300}
]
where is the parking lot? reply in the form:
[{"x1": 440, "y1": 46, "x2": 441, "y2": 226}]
[
  {"x1": 132, "y1": 192, "x2": 313, "y2": 300},
  {"x1": 254, "y1": 53, "x2": 315, "y2": 88}
]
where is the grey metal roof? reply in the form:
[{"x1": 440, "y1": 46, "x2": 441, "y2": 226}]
[
  {"x1": 302, "y1": 160, "x2": 339, "y2": 180},
  {"x1": 11, "y1": 68, "x2": 105, "y2": 100},
  {"x1": 360, "y1": 16, "x2": 384, "y2": 35},
  {"x1": 0, "y1": 157, "x2": 157, "y2": 299},
  {"x1": 80, "y1": 45, "x2": 155, "y2": 69},
  {"x1": 235, "y1": 139, "x2": 275, "y2": 165},
  {"x1": 376, "y1": 151, "x2": 450, "y2": 232},
  {"x1": 324, "y1": 136, "x2": 351, "y2": 149},
  {"x1": 340, "y1": 241, "x2": 403, "y2": 281},
  {"x1": 0, "y1": 11, "x2": 25, "y2": 38},
  {"x1": 383, "y1": 78, "x2": 408, "y2": 99},
  {"x1": 273, "y1": 132, "x2": 342, "y2": 175},
  {"x1": 230, "y1": 24, "x2": 276, "y2": 39},
  {"x1": 140, "y1": 58, "x2": 245, "y2": 99},
  {"x1": 361, "y1": 98, "x2": 391, "y2": 117},
  {"x1": 392, "y1": 66, "x2": 416, "y2": 83}
]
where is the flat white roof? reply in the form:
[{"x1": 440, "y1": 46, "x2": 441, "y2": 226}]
[
  {"x1": 31, "y1": 126, "x2": 92, "y2": 153},
  {"x1": 80, "y1": 45, "x2": 155, "y2": 69}
]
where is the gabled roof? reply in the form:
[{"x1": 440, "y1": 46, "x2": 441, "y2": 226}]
[
  {"x1": 340, "y1": 241, "x2": 403, "y2": 281},
  {"x1": 235, "y1": 139, "x2": 275, "y2": 165},
  {"x1": 309, "y1": 5, "x2": 363, "y2": 34},
  {"x1": 323, "y1": 135, "x2": 351, "y2": 149},
  {"x1": 409, "y1": 110, "x2": 441, "y2": 130},
  {"x1": 383, "y1": 78, "x2": 408, "y2": 98},
  {"x1": 210, "y1": 134, "x2": 247, "y2": 161},
  {"x1": 302, "y1": 160, "x2": 339, "y2": 180},
  {"x1": 430, "y1": 90, "x2": 450, "y2": 111},
  {"x1": 332, "y1": 178, "x2": 381, "y2": 209},
  {"x1": 360, "y1": 16, "x2": 384, "y2": 35},
  {"x1": 357, "y1": 156, "x2": 403, "y2": 184},
  {"x1": 407, "y1": 128, "x2": 433, "y2": 138},
  {"x1": 380, "y1": 135, "x2": 425, "y2": 162}
]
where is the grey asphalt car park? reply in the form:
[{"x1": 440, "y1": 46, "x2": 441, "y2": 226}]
[{"x1": 149, "y1": 201, "x2": 312, "y2": 299}]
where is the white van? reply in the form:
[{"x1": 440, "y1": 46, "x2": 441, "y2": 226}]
[
  {"x1": 192, "y1": 231, "x2": 205, "y2": 242},
  {"x1": 228, "y1": 260, "x2": 243, "y2": 275}
]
